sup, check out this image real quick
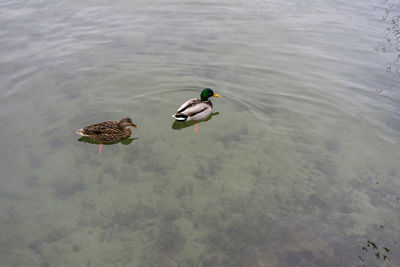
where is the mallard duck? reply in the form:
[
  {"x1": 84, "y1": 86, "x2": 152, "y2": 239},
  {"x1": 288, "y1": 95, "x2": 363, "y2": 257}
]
[
  {"x1": 76, "y1": 117, "x2": 138, "y2": 153},
  {"x1": 172, "y1": 88, "x2": 220, "y2": 132}
]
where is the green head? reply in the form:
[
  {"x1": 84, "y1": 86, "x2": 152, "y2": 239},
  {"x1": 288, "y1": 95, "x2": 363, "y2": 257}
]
[{"x1": 200, "y1": 88, "x2": 221, "y2": 101}]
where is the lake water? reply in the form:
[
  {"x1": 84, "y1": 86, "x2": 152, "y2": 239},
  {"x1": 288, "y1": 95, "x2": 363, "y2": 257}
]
[{"x1": 1, "y1": 0, "x2": 400, "y2": 266}]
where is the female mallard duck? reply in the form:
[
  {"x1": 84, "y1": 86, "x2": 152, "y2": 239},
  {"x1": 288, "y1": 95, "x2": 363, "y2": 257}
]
[
  {"x1": 76, "y1": 117, "x2": 138, "y2": 153},
  {"x1": 172, "y1": 88, "x2": 220, "y2": 132}
]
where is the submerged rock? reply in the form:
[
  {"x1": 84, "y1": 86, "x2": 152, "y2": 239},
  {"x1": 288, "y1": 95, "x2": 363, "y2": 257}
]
[
  {"x1": 45, "y1": 225, "x2": 72, "y2": 242},
  {"x1": 25, "y1": 175, "x2": 40, "y2": 187},
  {"x1": 51, "y1": 178, "x2": 84, "y2": 199},
  {"x1": 155, "y1": 223, "x2": 185, "y2": 253}
]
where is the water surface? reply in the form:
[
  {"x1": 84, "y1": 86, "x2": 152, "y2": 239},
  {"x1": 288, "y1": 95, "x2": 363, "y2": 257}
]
[{"x1": 1, "y1": 0, "x2": 400, "y2": 266}]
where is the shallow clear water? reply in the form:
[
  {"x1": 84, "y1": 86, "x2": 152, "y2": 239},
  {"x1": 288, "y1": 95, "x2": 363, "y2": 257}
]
[{"x1": 1, "y1": 0, "x2": 400, "y2": 266}]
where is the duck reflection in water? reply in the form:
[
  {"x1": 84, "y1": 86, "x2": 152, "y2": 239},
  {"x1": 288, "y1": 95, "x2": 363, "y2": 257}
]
[
  {"x1": 78, "y1": 137, "x2": 138, "y2": 151},
  {"x1": 171, "y1": 112, "x2": 220, "y2": 131}
]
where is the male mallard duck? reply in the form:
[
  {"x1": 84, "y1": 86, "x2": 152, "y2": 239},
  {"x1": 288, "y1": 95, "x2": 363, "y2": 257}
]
[
  {"x1": 76, "y1": 117, "x2": 138, "y2": 153},
  {"x1": 172, "y1": 88, "x2": 220, "y2": 132}
]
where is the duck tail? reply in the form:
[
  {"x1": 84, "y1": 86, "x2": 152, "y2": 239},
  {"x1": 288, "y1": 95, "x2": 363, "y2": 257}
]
[
  {"x1": 172, "y1": 113, "x2": 188, "y2": 121},
  {"x1": 76, "y1": 129, "x2": 88, "y2": 136}
]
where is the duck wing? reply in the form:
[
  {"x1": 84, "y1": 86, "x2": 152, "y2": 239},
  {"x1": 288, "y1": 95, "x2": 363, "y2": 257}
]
[
  {"x1": 175, "y1": 98, "x2": 197, "y2": 113},
  {"x1": 82, "y1": 121, "x2": 120, "y2": 136},
  {"x1": 175, "y1": 98, "x2": 208, "y2": 114}
]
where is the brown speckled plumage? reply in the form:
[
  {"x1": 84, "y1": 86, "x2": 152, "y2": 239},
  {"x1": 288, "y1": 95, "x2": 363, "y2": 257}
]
[{"x1": 76, "y1": 117, "x2": 138, "y2": 142}]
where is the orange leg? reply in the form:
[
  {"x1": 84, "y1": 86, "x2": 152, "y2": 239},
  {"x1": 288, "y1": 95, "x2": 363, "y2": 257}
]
[
  {"x1": 194, "y1": 121, "x2": 199, "y2": 133},
  {"x1": 98, "y1": 142, "x2": 103, "y2": 154}
]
